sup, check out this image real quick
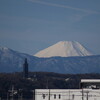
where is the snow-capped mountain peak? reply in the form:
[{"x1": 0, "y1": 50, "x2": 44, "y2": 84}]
[{"x1": 34, "y1": 41, "x2": 93, "y2": 58}]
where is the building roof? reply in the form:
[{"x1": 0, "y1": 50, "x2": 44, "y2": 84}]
[{"x1": 81, "y1": 79, "x2": 100, "y2": 83}]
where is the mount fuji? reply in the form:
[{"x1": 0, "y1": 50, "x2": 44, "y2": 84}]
[{"x1": 34, "y1": 41, "x2": 93, "y2": 58}]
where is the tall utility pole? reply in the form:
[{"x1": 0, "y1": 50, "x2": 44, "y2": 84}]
[
  {"x1": 7, "y1": 92, "x2": 9, "y2": 100},
  {"x1": 8, "y1": 85, "x2": 17, "y2": 100},
  {"x1": 32, "y1": 90, "x2": 35, "y2": 100},
  {"x1": 20, "y1": 93, "x2": 23, "y2": 100},
  {"x1": 69, "y1": 90, "x2": 70, "y2": 100},
  {"x1": 46, "y1": 79, "x2": 50, "y2": 100},
  {"x1": 86, "y1": 91, "x2": 89, "y2": 100},
  {"x1": 18, "y1": 89, "x2": 23, "y2": 100},
  {"x1": 10, "y1": 85, "x2": 14, "y2": 100},
  {"x1": 82, "y1": 88, "x2": 84, "y2": 100},
  {"x1": 48, "y1": 89, "x2": 50, "y2": 100},
  {"x1": 46, "y1": 79, "x2": 48, "y2": 89}
]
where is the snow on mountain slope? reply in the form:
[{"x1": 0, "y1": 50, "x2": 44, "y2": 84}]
[{"x1": 34, "y1": 41, "x2": 93, "y2": 58}]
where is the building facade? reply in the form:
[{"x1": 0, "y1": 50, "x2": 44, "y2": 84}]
[
  {"x1": 35, "y1": 89, "x2": 100, "y2": 100},
  {"x1": 35, "y1": 79, "x2": 100, "y2": 100}
]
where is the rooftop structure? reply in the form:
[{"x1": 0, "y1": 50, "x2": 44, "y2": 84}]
[
  {"x1": 81, "y1": 79, "x2": 100, "y2": 83},
  {"x1": 80, "y1": 79, "x2": 100, "y2": 89}
]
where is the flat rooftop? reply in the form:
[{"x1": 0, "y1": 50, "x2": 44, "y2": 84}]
[{"x1": 81, "y1": 79, "x2": 100, "y2": 83}]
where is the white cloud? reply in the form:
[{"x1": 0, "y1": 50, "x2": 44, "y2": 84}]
[{"x1": 28, "y1": 0, "x2": 100, "y2": 14}]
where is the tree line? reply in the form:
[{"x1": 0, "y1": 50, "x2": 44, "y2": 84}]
[{"x1": 0, "y1": 72, "x2": 100, "y2": 99}]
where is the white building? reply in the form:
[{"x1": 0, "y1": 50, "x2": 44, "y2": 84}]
[
  {"x1": 35, "y1": 79, "x2": 100, "y2": 100},
  {"x1": 35, "y1": 89, "x2": 100, "y2": 100},
  {"x1": 80, "y1": 79, "x2": 100, "y2": 89}
]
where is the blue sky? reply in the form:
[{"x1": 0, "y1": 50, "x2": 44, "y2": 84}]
[{"x1": 0, "y1": 0, "x2": 100, "y2": 55}]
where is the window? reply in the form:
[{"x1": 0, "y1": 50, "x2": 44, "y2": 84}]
[
  {"x1": 54, "y1": 94, "x2": 56, "y2": 99},
  {"x1": 59, "y1": 94, "x2": 61, "y2": 99},
  {"x1": 72, "y1": 94, "x2": 74, "y2": 99},
  {"x1": 43, "y1": 94, "x2": 46, "y2": 99}
]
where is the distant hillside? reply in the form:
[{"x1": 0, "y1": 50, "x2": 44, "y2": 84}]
[
  {"x1": 33, "y1": 55, "x2": 100, "y2": 74},
  {"x1": 0, "y1": 46, "x2": 100, "y2": 73}
]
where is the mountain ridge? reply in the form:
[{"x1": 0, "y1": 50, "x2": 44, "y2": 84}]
[{"x1": 0, "y1": 45, "x2": 100, "y2": 73}]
